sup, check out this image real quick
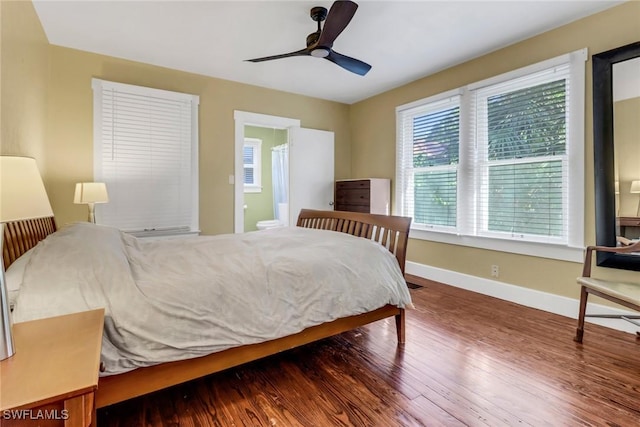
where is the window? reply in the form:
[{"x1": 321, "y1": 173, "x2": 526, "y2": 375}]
[
  {"x1": 243, "y1": 138, "x2": 262, "y2": 193},
  {"x1": 396, "y1": 50, "x2": 586, "y2": 261},
  {"x1": 92, "y1": 78, "x2": 199, "y2": 236},
  {"x1": 398, "y1": 95, "x2": 461, "y2": 231}
]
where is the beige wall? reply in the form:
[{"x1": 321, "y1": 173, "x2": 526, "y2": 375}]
[
  {"x1": 0, "y1": 0, "x2": 49, "y2": 176},
  {"x1": 350, "y1": 1, "x2": 640, "y2": 300},
  {"x1": 45, "y1": 46, "x2": 351, "y2": 235}
]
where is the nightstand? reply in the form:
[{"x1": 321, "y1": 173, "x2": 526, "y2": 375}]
[{"x1": 0, "y1": 309, "x2": 104, "y2": 427}]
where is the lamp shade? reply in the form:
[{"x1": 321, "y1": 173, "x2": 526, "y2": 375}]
[
  {"x1": 630, "y1": 180, "x2": 640, "y2": 194},
  {"x1": 74, "y1": 182, "x2": 109, "y2": 204},
  {"x1": 0, "y1": 156, "x2": 54, "y2": 223}
]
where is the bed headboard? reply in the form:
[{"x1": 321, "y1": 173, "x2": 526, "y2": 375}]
[
  {"x1": 2, "y1": 217, "x2": 57, "y2": 270},
  {"x1": 296, "y1": 209, "x2": 412, "y2": 274}
]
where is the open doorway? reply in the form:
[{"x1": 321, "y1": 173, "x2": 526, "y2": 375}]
[
  {"x1": 243, "y1": 125, "x2": 289, "y2": 232},
  {"x1": 234, "y1": 111, "x2": 335, "y2": 234},
  {"x1": 234, "y1": 111, "x2": 300, "y2": 233}
]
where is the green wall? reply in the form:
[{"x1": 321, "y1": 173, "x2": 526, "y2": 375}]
[{"x1": 243, "y1": 126, "x2": 288, "y2": 232}]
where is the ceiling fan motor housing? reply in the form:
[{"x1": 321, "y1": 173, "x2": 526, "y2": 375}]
[
  {"x1": 308, "y1": 6, "x2": 327, "y2": 48},
  {"x1": 309, "y1": 6, "x2": 329, "y2": 57},
  {"x1": 310, "y1": 6, "x2": 328, "y2": 22}
]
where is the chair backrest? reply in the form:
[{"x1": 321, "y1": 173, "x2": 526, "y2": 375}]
[{"x1": 582, "y1": 240, "x2": 640, "y2": 277}]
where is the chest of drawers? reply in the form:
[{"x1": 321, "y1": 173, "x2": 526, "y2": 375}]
[{"x1": 335, "y1": 179, "x2": 390, "y2": 215}]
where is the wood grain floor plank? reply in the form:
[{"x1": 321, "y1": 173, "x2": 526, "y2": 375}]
[{"x1": 98, "y1": 279, "x2": 640, "y2": 426}]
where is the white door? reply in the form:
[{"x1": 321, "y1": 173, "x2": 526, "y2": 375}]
[{"x1": 288, "y1": 127, "x2": 335, "y2": 224}]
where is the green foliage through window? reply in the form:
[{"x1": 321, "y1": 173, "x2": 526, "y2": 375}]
[
  {"x1": 487, "y1": 80, "x2": 566, "y2": 161},
  {"x1": 484, "y1": 79, "x2": 566, "y2": 237},
  {"x1": 413, "y1": 107, "x2": 460, "y2": 167},
  {"x1": 488, "y1": 161, "x2": 563, "y2": 236}
]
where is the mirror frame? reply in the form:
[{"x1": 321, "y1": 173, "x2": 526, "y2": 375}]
[{"x1": 592, "y1": 41, "x2": 640, "y2": 271}]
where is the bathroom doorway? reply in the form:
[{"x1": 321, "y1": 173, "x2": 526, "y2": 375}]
[
  {"x1": 243, "y1": 125, "x2": 289, "y2": 232},
  {"x1": 234, "y1": 111, "x2": 335, "y2": 233}
]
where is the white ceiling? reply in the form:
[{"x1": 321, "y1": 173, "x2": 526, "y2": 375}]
[{"x1": 33, "y1": 0, "x2": 624, "y2": 104}]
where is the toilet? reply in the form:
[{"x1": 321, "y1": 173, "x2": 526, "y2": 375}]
[{"x1": 256, "y1": 203, "x2": 289, "y2": 230}]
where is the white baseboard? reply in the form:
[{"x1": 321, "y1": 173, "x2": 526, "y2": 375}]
[{"x1": 406, "y1": 261, "x2": 639, "y2": 335}]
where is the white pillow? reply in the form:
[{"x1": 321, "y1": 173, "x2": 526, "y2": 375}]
[{"x1": 5, "y1": 248, "x2": 35, "y2": 309}]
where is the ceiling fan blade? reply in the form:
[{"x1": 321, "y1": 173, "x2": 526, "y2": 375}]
[
  {"x1": 246, "y1": 49, "x2": 309, "y2": 63},
  {"x1": 325, "y1": 50, "x2": 371, "y2": 76},
  {"x1": 316, "y1": 1, "x2": 358, "y2": 47}
]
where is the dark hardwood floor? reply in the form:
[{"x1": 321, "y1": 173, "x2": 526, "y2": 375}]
[{"x1": 97, "y1": 278, "x2": 640, "y2": 426}]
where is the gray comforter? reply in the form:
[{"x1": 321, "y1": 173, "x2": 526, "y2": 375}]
[{"x1": 12, "y1": 222, "x2": 412, "y2": 375}]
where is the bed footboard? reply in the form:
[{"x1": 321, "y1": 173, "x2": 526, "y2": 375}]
[
  {"x1": 296, "y1": 209, "x2": 412, "y2": 274},
  {"x1": 96, "y1": 304, "x2": 402, "y2": 408},
  {"x1": 297, "y1": 209, "x2": 411, "y2": 346}
]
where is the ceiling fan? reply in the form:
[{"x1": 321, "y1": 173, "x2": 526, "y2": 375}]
[{"x1": 246, "y1": 0, "x2": 371, "y2": 76}]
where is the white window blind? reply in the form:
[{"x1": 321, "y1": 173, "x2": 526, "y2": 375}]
[
  {"x1": 92, "y1": 78, "x2": 199, "y2": 235},
  {"x1": 243, "y1": 138, "x2": 262, "y2": 193},
  {"x1": 474, "y1": 66, "x2": 570, "y2": 243},
  {"x1": 397, "y1": 95, "x2": 460, "y2": 231},
  {"x1": 396, "y1": 49, "x2": 586, "y2": 260}
]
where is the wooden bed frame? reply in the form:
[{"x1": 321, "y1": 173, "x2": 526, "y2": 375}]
[{"x1": 3, "y1": 209, "x2": 411, "y2": 408}]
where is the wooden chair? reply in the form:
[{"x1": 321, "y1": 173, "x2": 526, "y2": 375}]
[{"x1": 574, "y1": 240, "x2": 640, "y2": 343}]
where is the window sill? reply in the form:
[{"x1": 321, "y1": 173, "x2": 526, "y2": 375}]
[{"x1": 409, "y1": 228, "x2": 584, "y2": 263}]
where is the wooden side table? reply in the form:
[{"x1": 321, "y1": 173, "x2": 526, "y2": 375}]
[{"x1": 0, "y1": 309, "x2": 104, "y2": 427}]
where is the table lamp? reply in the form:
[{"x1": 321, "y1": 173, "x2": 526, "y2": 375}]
[
  {"x1": 0, "y1": 156, "x2": 54, "y2": 360},
  {"x1": 74, "y1": 182, "x2": 109, "y2": 223},
  {"x1": 631, "y1": 180, "x2": 640, "y2": 216}
]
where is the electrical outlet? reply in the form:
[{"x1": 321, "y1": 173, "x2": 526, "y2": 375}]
[{"x1": 491, "y1": 264, "x2": 499, "y2": 278}]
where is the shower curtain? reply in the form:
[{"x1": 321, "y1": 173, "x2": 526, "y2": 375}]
[{"x1": 272, "y1": 143, "x2": 288, "y2": 221}]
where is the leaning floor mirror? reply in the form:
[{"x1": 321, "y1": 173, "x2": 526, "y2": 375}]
[{"x1": 592, "y1": 41, "x2": 640, "y2": 271}]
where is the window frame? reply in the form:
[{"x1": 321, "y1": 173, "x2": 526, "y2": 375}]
[
  {"x1": 397, "y1": 92, "x2": 462, "y2": 233},
  {"x1": 243, "y1": 138, "x2": 262, "y2": 193},
  {"x1": 92, "y1": 78, "x2": 200, "y2": 237},
  {"x1": 395, "y1": 49, "x2": 587, "y2": 262}
]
